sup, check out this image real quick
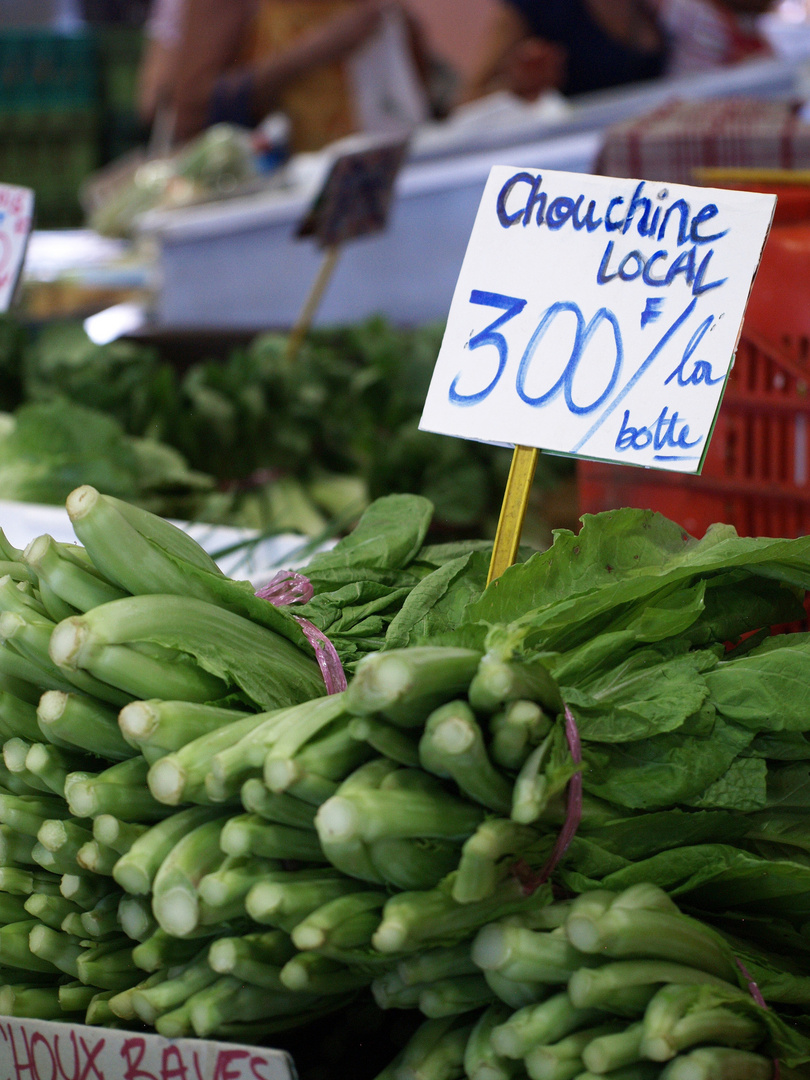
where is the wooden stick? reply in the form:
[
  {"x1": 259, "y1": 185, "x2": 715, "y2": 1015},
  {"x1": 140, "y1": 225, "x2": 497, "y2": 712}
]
[
  {"x1": 487, "y1": 445, "x2": 539, "y2": 585},
  {"x1": 285, "y1": 245, "x2": 341, "y2": 363}
]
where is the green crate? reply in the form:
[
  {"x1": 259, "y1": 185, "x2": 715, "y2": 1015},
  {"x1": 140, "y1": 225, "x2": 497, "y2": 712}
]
[
  {"x1": 92, "y1": 28, "x2": 147, "y2": 166},
  {"x1": 0, "y1": 108, "x2": 100, "y2": 227},
  {"x1": 0, "y1": 29, "x2": 98, "y2": 112},
  {"x1": 93, "y1": 26, "x2": 143, "y2": 114}
]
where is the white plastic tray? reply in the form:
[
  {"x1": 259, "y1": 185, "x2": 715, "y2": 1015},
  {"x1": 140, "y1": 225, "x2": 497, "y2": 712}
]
[
  {"x1": 0, "y1": 499, "x2": 315, "y2": 587},
  {"x1": 144, "y1": 54, "x2": 807, "y2": 331}
]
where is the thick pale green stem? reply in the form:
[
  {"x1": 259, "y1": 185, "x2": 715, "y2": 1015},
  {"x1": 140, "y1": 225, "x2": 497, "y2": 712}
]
[
  {"x1": 566, "y1": 906, "x2": 738, "y2": 983},
  {"x1": 419, "y1": 700, "x2": 512, "y2": 813},
  {"x1": 146, "y1": 715, "x2": 263, "y2": 806},
  {"x1": 291, "y1": 891, "x2": 387, "y2": 952},
  {"x1": 279, "y1": 952, "x2": 372, "y2": 995},
  {"x1": 220, "y1": 815, "x2": 326, "y2": 862},
  {"x1": 151, "y1": 818, "x2": 228, "y2": 937},
  {"x1": 77, "y1": 939, "x2": 139, "y2": 991},
  {"x1": 118, "y1": 699, "x2": 251, "y2": 762},
  {"x1": 345, "y1": 647, "x2": 482, "y2": 727},
  {"x1": 65, "y1": 758, "x2": 168, "y2": 821},
  {"x1": 93, "y1": 816, "x2": 148, "y2": 856},
  {"x1": 24, "y1": 534, "x2": 127, "y2": 613},
  {"x1": 419, "y1": 974, "x2": 495, "y2": 1018},
  {"x1": 118, "y1": 895, "x2": 157, "y2": 942},
  {"x1": 658, "y1": 1048, "x2": 774, "y2": 1080},
  {"x1": 132, "y1": 929, "x2": 211, "y2": 973},
  {"x1": 27, "y1": 923, "x2": 82, "y2": 978},
  {"x1": 473, "y1": 922, "x2": 598, "y2": 985},
  {"x1": 490, "y1": 700, "x2": 552, "y2": 771},
  {"x1": 348, "y1": 715, "x2": 420, "y2": 767},
  {"x1": 568, "y1": 961, "x2": 732, "y2": 1011},
  {"x1": 36, "y1": 691, "x2": 133, "y2": 760},
  {"x1": 373, "y1": 875, "x2": 550, "y2": 955},
  {"x1": 131, "y1": 954, "x2": 216, "y2": 1025},
  {"x1": 491, "y1": 992, "x2": 603, "y2": 1059},
  {"x1": 113, "y1": 806, "x2": 223, "y2": 895},
  {"x1": 464, "y1": 1003, "x2": 521, "y2": 1080},
  {"x1": 580, "y1": 1022, "x2": 645, "y2": 1074},
  {"x1": 246, "y1": 871, "x2": 358, "y2": 931},
  {"x1": 239, "y1": 780, "x2": 317, "y2": 829}
]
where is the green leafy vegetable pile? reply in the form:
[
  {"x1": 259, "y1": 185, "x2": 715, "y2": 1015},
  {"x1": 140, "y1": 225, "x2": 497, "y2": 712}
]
[
  {"x1": 86, "y1": 124, "x2": 259, "y2": 239},
  {"x1": 0, "y1": 315, "x2": 572, "y2": 538},
  {"x1": 0, "y1": 493, "x2": 806, "y2": 1079},
  {"x1": 0, "y1": 400, "x2": 214, "y2": 519}
]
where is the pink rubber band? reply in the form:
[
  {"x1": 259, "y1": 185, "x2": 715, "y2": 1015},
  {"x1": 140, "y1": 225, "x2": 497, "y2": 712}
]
[
  {"x1": 512, "y1": 704, "x2": 583, "y2": 895},
  {"x1": 735, "y1": 959, "x2": 781, "y2": 1080},
  {"x1": 255, "y1": 571, "x2": 346, "y2": 694},
  {"x1": 294, "y1": 616, "x2": 348, "y2": 695},
  {"x1": 255, "y1": 570, "x2": 314, "y2": 605}
]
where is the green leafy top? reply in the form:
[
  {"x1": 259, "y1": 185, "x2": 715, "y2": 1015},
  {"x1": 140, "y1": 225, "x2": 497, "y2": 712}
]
[{"x1": 459, "y1": 509, "x2": 810, "y2": 652}]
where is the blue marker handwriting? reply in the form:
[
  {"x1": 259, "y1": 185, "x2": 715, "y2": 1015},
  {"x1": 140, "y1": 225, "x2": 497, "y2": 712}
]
[
  {"x1": 615, "y1": 406, "x2": 702, "y2": 461},
  {"x1": 664, "y1": 315, "x2": 724, "y2": 386},
  {"x1": 496, "y1": 173, "x2": 727, "y2": 245},
  {"x1": 596, "y1": 240, "x2": 725, "y2": 296},
  {"x1": 495, "y1": 172, "x2": 729, "y2": 298},
  {"x1": 641, "y1": 297, "x2": 664, "y2": 328},
  {"x1": 449, "y1": 290, "x2": 715, "y2": 460}
]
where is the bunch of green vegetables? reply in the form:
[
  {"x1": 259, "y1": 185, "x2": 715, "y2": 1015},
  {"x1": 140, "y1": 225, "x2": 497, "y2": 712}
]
[
  {"x1": 87, "y1": 124, "x2": 258, "y2": 239},
  {"x1": 0, "y1": 400, "x2": 215, "y2": 520},
  {"x1": 373, "y1": 881, "x2": 808, "y2": 1080},
  {"x1": 21, "y1": 321, "x2": 174, "y2": 436},
  {"x1": 0, "y1": 492, "x2": 807, "y2": 1078},
  {"x1": 0, "y1": 485, "x2": 486, "y2": 1038}
]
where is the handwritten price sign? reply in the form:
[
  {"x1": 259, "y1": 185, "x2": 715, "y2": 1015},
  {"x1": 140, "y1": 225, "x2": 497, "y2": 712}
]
[
  {"x1": 0, "y1": 1017, "x2": 294, "y2": 1080},
  {"x1": 419, "y1": 167, "x2": 775, "y2": 473},
  {"x1": 296, "y1": 139, "x2": 408, "y2": 248},
  {"x1": 0, "y1": 184, "x2": 33, "y2": 312}
]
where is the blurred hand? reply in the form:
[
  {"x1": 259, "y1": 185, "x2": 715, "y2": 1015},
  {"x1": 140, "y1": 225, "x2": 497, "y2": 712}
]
[{"x1": 503, "y1": 37, "x2": 568, "y2": 100}]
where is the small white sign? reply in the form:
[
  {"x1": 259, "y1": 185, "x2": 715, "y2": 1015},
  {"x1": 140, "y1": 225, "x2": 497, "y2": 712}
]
[
  {"x1": 84, "y1": 301, "x2": 147, "y2": 346},
  {"x1": 0, "y1": 1015, "x2": 295, "y2": 1080},
  {"x1": 419, "y1": 167, "x2": 775, "y2": 473},
  {"x1": 0, "y1": 184, "x2": 34, "y2": 312}
]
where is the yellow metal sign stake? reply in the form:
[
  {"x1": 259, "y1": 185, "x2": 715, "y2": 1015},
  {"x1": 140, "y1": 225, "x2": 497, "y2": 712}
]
[
  {"x1": 487, "y1": 445, "x2": 539, "y2": 585},
  {"x1": 285, "y1": 245, "x2": 341, "y2": 364}
]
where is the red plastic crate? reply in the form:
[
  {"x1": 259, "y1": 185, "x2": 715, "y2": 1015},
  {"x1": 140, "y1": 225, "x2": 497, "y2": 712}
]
[{"x1": 577, "y1": 223, "x2": 810, "y2": 539}]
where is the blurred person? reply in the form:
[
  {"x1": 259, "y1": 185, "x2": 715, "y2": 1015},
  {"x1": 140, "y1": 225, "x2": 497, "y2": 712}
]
[
  {"x1": 150, "y1": 0, "x2": 429, "y2": 151},
  {"x1": 461, "y1": 0, "x2": 667, "y2": 103},
  {"x1": 655, "y1": 0, "x2": 776, "y2": 76}
]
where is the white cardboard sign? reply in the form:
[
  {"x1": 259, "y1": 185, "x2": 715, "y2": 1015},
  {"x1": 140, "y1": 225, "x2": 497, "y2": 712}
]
[
  {"x1": 0, "y1": 185, "x2": 34, "y2": 312},
  {"x1": 419, "y1": 167, "x2": 775, "y2": 473},
  {"x1": 0, "y1": 1016, "x2": 295, "y2": 1080}
]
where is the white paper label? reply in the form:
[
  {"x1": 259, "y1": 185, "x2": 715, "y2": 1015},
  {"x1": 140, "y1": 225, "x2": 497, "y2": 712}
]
[
  {"x1": 0, "y1": 1016, "x2": 295, "y2": 1080},
  {"x1": 419, "y1": 167, "x2": 775, "y2": 473},
  {"x1": 0, "y1": 185, "x2": 34, "y2": 312}
]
